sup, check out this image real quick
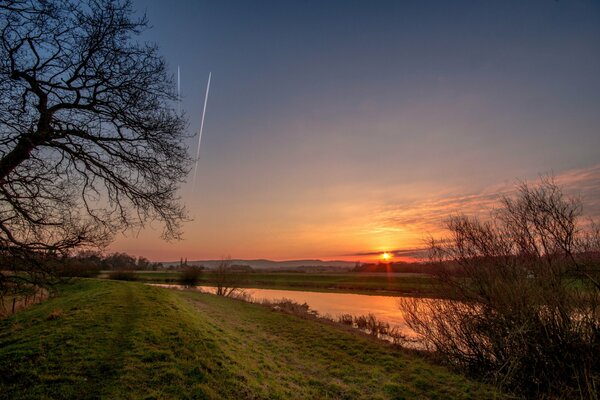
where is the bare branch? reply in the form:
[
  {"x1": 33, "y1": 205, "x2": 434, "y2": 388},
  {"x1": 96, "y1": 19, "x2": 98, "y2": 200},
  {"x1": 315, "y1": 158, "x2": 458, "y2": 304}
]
[{"x1": 0, "y1": 0, "x2": 191, "y2": 292}]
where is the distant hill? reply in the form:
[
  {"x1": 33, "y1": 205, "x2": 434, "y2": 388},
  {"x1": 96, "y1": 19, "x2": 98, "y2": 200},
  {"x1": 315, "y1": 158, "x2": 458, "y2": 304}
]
[{"x1": 161, "y1": 258, "x2": 356, "y2": 270}]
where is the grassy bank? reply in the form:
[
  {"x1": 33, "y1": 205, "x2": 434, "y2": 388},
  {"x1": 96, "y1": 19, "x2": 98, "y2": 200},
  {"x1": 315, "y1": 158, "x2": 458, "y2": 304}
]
[
  {"x1": 0, "y1": 279, "x2": 502, "y2": 399},
  {"x1": 111, "y1": 271, "x2": 440, "y2": 297}
]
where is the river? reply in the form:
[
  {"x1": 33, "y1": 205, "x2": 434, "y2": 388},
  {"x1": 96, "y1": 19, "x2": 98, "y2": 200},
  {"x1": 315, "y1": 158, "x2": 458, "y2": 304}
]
[{"x1": 151, "y1": 284, "x2": 430, "y2": 340}]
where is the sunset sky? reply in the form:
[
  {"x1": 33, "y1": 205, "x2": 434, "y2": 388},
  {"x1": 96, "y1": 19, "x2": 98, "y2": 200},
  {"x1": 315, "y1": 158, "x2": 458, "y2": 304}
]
[{"x1": 111, "y1": 0, "x2": 600, "y2": 262}]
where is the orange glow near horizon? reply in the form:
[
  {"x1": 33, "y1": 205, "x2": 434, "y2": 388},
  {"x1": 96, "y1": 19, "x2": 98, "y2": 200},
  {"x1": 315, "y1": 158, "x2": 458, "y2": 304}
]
[{"x1": 107, "y1": 164, "x2": 600, "y2": 263}]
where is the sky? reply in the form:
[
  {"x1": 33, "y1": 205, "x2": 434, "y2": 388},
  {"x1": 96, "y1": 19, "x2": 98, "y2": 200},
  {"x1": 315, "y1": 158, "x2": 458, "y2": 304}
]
[{"x1": 111, "y1": 0, "x2": 600, "y2": 262}]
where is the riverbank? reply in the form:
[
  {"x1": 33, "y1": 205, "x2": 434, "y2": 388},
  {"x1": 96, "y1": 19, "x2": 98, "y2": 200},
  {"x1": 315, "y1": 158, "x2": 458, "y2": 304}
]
[
  {"x1": 0, "y1": 279, "x2": 503, "y2": 399},
  {"x1": 101, "y1": 270, "x2": 441, "y2": 297},
  {"x1": 152, "y1": 283, "x2": 429, "y2": 341}
]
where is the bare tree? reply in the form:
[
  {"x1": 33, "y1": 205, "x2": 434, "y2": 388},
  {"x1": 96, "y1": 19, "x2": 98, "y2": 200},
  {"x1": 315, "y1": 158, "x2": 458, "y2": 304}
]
[
  {"x1": 400, "y1": 177, "x2": 600, "y2": 397},
  {"x1": 213, "y1": 258, "x2": 246, "y2": 298},
  {"x1": 0, "y1": 1, "x2": 190, "y2": 293}
]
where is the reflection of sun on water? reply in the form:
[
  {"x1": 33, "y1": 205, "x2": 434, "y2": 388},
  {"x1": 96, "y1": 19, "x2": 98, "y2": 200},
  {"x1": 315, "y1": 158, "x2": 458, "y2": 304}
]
[{"x1": 381, "y1": 252, "x2": 392, "y2": 262}]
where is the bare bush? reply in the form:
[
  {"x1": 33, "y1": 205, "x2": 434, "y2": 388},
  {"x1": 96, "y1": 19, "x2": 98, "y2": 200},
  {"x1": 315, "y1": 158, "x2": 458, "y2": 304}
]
[
  {"x1": 262, "y1": 298, "x2": 315, "y2": 316},
  {"x1": 178, "y1": 268, "x2": 202, "y2": 287},
  {"x1": 107, "y1": 271, "x2": 137, "y2": 281},
  {"x1": 334, "y1": 313, "x2": 411, "y2": 345},
  {"x1": 400, "y1": 177, "x2": 600, "y2": 397},
  {"x1": 386, "y1": 326, "x2": 410, "y2": 347},
  {"x1": 213, "y1": 258, "x2": 246, "y2": 298},
  {"x1": 353, "y1": 313, "x2": 392, "y2": 337},
  {"x1": 337, "y1": 313, "x2": 354, "y2": 325}
]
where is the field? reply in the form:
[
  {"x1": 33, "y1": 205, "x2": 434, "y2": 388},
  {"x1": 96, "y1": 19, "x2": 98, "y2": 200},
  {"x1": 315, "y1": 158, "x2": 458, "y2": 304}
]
[
  {"x1": 107, "y1": 271, "x2": 441, "y2": 297},
  {"x1": 0, "y1": 279, "x2": 503, "y2": 399}
]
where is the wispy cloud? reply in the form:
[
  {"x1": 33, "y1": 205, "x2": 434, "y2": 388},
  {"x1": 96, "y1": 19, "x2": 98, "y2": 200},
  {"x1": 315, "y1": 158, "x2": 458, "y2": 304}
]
[
  {"x1": 349, "y1": 248, "x2": 429, "y2": 259},
  {"x1": 352, "y1": 164, "x2": 600, "y2": 258},
  {"x1": 555, "y1": 163, "x2": 600, "y2": 217}
]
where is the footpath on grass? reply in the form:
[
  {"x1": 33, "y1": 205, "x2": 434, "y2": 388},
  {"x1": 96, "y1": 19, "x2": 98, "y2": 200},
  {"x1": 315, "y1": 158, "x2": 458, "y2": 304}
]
[{"x1": 0, "y1": 279, "x2": 504, "y2": 399}]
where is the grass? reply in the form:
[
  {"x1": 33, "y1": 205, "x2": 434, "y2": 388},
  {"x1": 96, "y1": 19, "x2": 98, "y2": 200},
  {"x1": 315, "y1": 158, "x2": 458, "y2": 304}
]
[
  {"x1": 0, "y1": 287, "x2": 49, "y2": 318},
  {"x1": 0, "y1": 279, "x2": 504, "y2": 399},
  {"x1": 115, "y1": 271, "x2": 440, "y2": 297}
]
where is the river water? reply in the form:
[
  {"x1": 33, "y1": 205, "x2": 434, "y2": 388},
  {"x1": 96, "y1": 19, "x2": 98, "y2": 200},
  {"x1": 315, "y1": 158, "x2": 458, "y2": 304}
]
[{"x1": 151, "y1": 284, "x2": 431, "y2": 340}]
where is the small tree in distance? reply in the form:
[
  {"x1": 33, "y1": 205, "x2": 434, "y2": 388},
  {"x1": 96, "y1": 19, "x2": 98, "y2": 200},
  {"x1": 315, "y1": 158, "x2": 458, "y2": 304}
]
[
  {"x1": 178, "y1": 267, "x2": 203, "y2": 287},
  {"x1": 213, "y1": 258, "x2": 246, "y2": 297},
  {"x1": 400, "y1": 177, "x2": 600, "y2": 397},
  {"x1": 0, "y1": 1, "x2": 190, "y2": 293}
]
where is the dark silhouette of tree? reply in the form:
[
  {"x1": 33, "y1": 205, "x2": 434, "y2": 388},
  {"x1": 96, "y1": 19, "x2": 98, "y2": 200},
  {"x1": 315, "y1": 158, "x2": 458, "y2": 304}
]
[
  {"x1": 102, "y1": 252, "x2": 136, "y2": 271},
  {"x1": 213, "y1": 258, "x2": 245, "y2": 297},
  {"x1": 136, "y1": 256, "x2": 150, "y2": 270},
  {"x1": 0, "y1": 1, "x2": 190, "y2": 293},
  {"x1": 400, "y1": 178, "x2": 600, "y2": 397}
]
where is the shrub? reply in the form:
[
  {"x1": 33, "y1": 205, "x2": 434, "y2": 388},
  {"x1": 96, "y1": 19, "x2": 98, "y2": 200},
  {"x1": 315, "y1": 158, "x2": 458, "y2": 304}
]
[
  {"x1": 108, "y1": 271, "x2": 138, "y2": 281},
  {"x1": 56, "y1": 261, "x2": 101, "y2": 278},
  {"x1": 337, "y1": 314, "x2": 354, "y2": 325},
  {"x1": 178, "y1": 268, "x2": 202, "y2": 287},
  {"x1": 353, "y1": 313, "x2": 390, "y2": 336},
  {"x1": 400, "y1": 178, "x2": 600, "y2": 397},
  {"x1": 262, "y1": 298, "x2": 316, "y2": 316}
]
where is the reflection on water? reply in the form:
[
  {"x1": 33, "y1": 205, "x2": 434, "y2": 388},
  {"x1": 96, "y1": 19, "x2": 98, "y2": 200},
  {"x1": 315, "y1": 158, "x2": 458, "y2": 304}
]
[{"x1": 151, "y1": 284, "x2": 432, "y2": 341}]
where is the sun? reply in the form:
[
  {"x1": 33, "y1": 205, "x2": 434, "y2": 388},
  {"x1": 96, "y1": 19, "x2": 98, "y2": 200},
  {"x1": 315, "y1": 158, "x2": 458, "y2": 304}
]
[{"x1": 381, "y1": 252, "x2": 392, "y2": 262}]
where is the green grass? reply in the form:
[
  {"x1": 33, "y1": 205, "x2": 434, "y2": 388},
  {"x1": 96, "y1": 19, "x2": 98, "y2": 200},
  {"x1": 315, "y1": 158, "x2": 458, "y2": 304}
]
[
  {"x1": 123, "y1": 271, "x2": 440, "y2": 297},
  {"x1": 0, "y1": 279, "x2": 503, "y2": 399}
]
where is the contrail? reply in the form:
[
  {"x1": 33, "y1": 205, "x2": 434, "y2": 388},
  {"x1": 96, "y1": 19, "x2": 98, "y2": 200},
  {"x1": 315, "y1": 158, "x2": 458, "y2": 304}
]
[
  {"x1": 177, "y1": 65, "x2": 181, "y2": 114},
  {"x1": 192, "y1": 72, "x2": 211, "y2": 190}
]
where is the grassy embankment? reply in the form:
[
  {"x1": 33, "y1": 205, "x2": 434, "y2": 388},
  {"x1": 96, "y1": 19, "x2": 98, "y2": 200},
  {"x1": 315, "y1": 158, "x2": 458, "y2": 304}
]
[
  {"x1": 0, "y1": 279, "x2": 503, "y2": 399},
  {"x1": 110, "y1": 271, "x2": 440, "y2": 297}
]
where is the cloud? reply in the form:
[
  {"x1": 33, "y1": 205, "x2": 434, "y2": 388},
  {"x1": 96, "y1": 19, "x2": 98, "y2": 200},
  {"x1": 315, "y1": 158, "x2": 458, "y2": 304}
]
[
  {"x1": 555, "y1": 163, "x2": 600, "y2": 218},
  {"x1": 349, "y1": 248, "x2": 429, "y2": 258},
  {"x1": 374, "y1": 187, "x2": 510, "y2": 235},
  {"x1": 382, "y1": 163, "x2": 600, "y2": 230},
  {"x1": 349, "y1": 163, "x2": 600, "y2": 258}
]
